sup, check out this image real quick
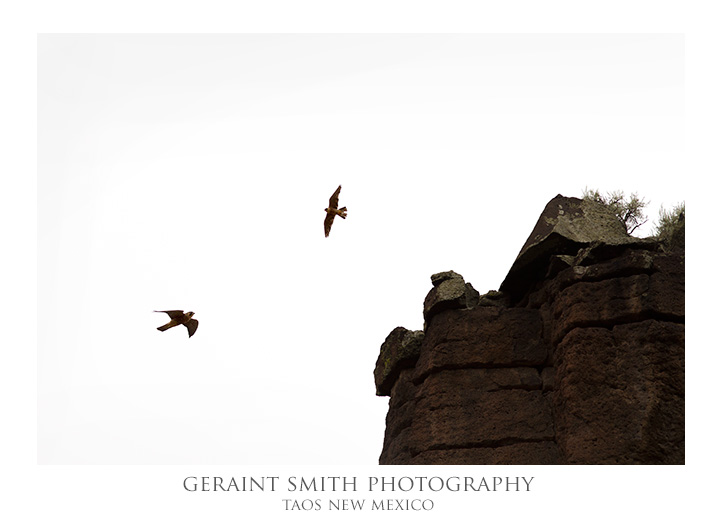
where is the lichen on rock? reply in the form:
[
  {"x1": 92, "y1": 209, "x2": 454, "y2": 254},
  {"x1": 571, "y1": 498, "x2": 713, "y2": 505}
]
[{"x1": 374, "y1": 327, "x2": 424, "y2": 396}]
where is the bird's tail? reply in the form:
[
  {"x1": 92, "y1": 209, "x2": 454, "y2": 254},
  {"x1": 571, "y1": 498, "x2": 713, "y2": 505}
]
[{"x1": 157, "y1": 323, "x2": 172, "y2": 331}]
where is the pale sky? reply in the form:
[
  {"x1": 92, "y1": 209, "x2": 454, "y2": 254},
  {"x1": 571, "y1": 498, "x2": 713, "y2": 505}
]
[{"x1": 37, "y1": 33, "x2": 685, "y2": 464}]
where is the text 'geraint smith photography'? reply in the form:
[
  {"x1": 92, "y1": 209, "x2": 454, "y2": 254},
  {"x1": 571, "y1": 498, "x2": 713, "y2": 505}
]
[{"x1": 182, "y1": 475, "x2": 535, "y2": 511}]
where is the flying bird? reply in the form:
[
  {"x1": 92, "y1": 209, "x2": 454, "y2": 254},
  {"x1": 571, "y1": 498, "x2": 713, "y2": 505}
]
[
  {"x1": 324, "y1": 184, "x2": 347, "y2": 237},
  {"x1": 155, "y1": 310, "x2": 198, "y2": 338}
]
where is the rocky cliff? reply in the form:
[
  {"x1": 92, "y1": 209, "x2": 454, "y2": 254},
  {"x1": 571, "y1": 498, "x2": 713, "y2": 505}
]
[{"x1": 374, "y1": 195, "x2": 684, "y2": 464}]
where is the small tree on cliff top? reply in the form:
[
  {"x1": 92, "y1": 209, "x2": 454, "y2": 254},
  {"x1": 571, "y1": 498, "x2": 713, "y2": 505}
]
[
  {"x1": 582, "y1": 188, "x2": 649, "y2": 235},
  {"x1": 654, "y1": 201, "x2": 685, "y2": 239}
]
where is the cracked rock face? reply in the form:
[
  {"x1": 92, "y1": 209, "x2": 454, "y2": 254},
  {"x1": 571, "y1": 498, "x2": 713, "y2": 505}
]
[{"x1": 374, "y1": 195, "x2": 684, "y2": 465}]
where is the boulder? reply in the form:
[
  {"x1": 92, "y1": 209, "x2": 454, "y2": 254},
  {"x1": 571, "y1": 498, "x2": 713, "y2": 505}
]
[
  {"x1": 423, "y1": 270, "x2": 479, "y2": 325},
  {"x1": 500, "y1": 195, "x2": 650, "y2": 302}
]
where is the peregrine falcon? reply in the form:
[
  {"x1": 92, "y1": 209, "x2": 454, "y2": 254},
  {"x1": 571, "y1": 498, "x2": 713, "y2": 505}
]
[
  {"x1": 324, "y1": 185, "x2": 347, "y2": 237},
  {"x1": 155, "y1": 310, "x2": 198, "y2": 338}
]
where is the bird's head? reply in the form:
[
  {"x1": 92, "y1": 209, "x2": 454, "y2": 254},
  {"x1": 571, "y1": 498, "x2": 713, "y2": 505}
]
[
  {"x1": 187, "y1": 311, "x2": 195, "y2": 318},
  {"x1": 324, "y1": 207, "x2": 329, "y2": 213}
]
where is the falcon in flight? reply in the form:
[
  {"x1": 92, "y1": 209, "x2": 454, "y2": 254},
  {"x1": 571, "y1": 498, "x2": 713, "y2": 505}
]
[
  {"x1": 155, "y1": 310, "x2": 199, "y2": 338},
  {"x1": 324, "y1": 185, "x2": 347, "y2": 237}
]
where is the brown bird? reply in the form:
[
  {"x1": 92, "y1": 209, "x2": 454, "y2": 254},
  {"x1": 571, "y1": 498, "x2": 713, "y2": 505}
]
[
  {"x1": 324, "y1": 184, "x2": 347, "y2": 237},
  {"x1": 155, "y1": 310, "x2": 198, "y2": 338}
]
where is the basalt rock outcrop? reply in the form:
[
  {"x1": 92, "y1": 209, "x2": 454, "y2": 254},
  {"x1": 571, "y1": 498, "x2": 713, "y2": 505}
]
[{"x1": 374, "y1": 195, "x2": 684, "y2": 464}]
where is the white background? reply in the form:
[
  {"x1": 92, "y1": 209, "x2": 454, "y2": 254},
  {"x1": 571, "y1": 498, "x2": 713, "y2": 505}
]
[
  {"x1": 37, "y1": 33, "x2": 684, "y2": 465},
  {"x1": 3, "y1": 0, "x2": 720, "y2": 523}
]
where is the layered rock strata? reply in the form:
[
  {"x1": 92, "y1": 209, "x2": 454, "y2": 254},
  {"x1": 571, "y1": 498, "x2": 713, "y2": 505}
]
[{"x1": 374, "y1": 195, "x2": 684, "y2": 464}]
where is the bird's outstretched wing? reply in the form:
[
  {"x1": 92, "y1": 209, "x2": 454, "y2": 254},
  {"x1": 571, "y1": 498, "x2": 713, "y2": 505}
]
[
  {"x1": 184, "y1": 319, "x2": 199, "y2": 338},
  {"x1": 155, "y1": 310, "x2": 185, "y2": 319},
  {"x1": 324, "y1": 211, "x2": 335, "y2": 237},
  {"x1": 328, "y1": 185, "x2": 341, "y2": 208},
  {"x1": 157, "y1": 321, "x2": 175, "y2": 331}
]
